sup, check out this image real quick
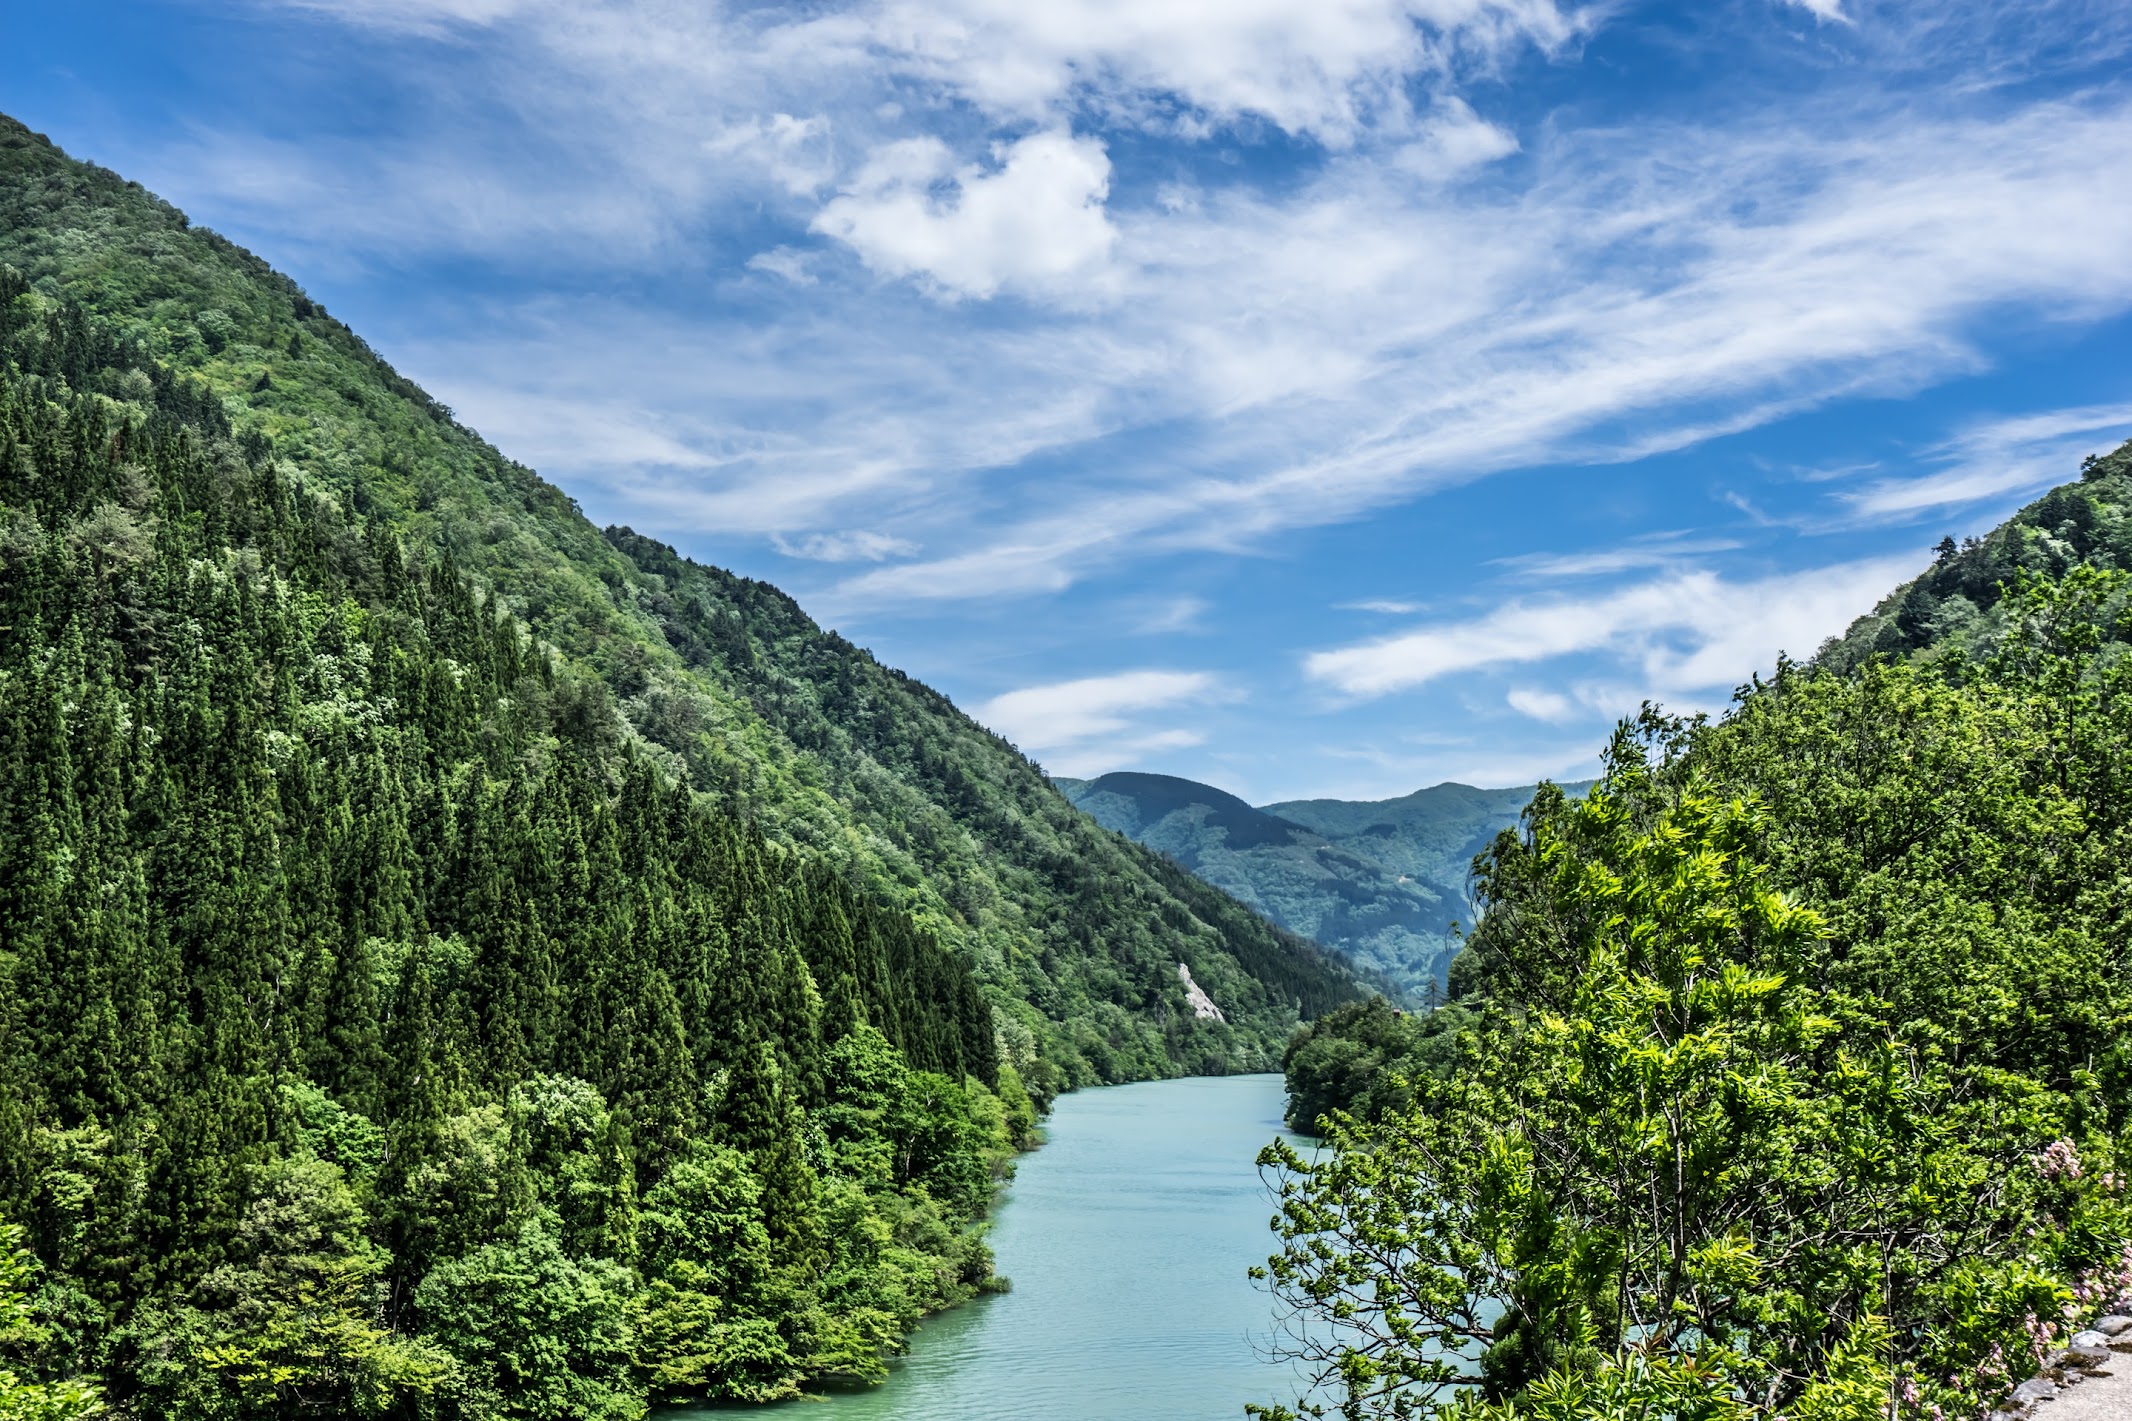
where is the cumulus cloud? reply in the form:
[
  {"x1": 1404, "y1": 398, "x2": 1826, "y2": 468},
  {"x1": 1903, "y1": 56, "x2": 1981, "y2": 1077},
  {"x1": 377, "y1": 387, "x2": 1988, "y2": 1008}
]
[
  {"x1": 1305, "y1": 555, "x2": 1918, "y2": 699},
  {"x1": 976, "y1": 670, "x2": 1224, "y2": 774},
  {"x1": 812, "y1": 132, "x2": 1119, "y2": 300}
]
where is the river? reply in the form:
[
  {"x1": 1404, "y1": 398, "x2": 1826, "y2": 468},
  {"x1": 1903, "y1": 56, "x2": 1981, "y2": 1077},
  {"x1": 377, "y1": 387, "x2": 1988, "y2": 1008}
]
[{"x1": 675, "y1": 1072, "x2": 1314, "y2": 1421}]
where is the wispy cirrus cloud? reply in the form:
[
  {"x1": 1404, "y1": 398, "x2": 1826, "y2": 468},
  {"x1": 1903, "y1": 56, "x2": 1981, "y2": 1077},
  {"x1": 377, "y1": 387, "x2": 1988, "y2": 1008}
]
[
  {"x1": 1497, "y1": 537, "x2": 1746, "y2": 578},
  {"x1": 156, "y1": 0, "x2": 2132, "y2": 623},
  {"x1": 771, "y1": 530, "x2": 919, "y2": 563},
  {"x1": 264, "y1": 0, "x2": 1587, "y2": 143},
  {"x1": 1845, "y1": 403, "x2": 2132, "y2": 519},
  {"x1": 47, "y1": 0, "x2": 2124, "y2": 803},
  {"x1": 976, "y1": 670, "x2": 1229, "y2": 775},
  {"x1": 1305, "y1": 554, "x2": 1918, "y2": 700},
  {"x1": 816, "y1": 92, "x2": 2132, "y2": 605}
]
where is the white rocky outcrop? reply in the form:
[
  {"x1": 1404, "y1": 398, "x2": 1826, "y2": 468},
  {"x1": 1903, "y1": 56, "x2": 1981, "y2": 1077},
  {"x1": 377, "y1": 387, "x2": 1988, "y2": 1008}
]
[{"x1": 1177, "y1": 962, "x2": 1225, "y2": 1022}]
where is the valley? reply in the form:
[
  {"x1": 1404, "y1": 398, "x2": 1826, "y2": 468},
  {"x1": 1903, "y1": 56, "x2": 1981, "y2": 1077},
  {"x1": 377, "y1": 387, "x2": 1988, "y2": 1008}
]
[
  {"x1": 1059, "y1": 772, "x2": 1587, "y2": 994},
  {"x1": 5, "y1": 6, "x2": 2132, "y2": 1414}
]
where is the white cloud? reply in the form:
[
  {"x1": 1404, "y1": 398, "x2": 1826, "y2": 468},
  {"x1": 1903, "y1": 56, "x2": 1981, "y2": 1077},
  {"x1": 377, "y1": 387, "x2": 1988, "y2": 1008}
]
[
  {"x1": 976, "y1": 669, "x2": 1225, "y2": 773},
  {"x1": 1506, "y1": 687, "x2": 1576, "y2": 722},
  {"x1": 268, "y1": 0, "x2": 528, "y2": 35},
  {"x1": 861, "y1": 0, "x2": 1583, "y2": 143},
  {"x1": 195, "y1": 0, "x2": 2132, "y2": 618},
  {"x1": 262, "y1": 0, "x2": 1586, "y2": 148},
  {"x1": 1396, "y1": 98, "x2": 1520, "y2": 180},
  {"x1": 705, "y1": 113, "x2": 834, "y2": 197},
  {"x1": 771, "y1": 530, "x2": 918, "y2": 563},
  {"x1": 1341, "y1": 598, "x2": 1425, "y2": 614},
  {"x1": 746, "y1": 247, "x2": 819, "y2": 285},
  {"x1": 812, "y1": 132, "x2": 1119, "y2": 300},
  {"x1": 1305, "y1": 554, "x2": 1918, "y2": 699},
  {"x1": 1498, "y1": 538, "x2": 1745, "y2": 578},
  {"x1": 1782, "y1": 0, "x2": 1851, "y2": 24},
  {"x1": 1845, "y1": 403, "x2": 2132, "y2": 518},
  {"x1": 1132, "y1": 596, "x2": 1212, "y2": 634},
  {"x1": 818, "y1": 94, "x2": 2132, "y2": 606}
]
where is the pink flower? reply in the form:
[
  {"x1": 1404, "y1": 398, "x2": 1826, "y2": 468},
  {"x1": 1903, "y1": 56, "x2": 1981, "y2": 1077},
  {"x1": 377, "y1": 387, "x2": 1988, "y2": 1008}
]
[
  {"x1": 2037, "y1": 1138, "x2": 2082, "y2": 1180},
  {"x1": 2024, "y1": 1311, "x2": 2059, "y2": 1367}
]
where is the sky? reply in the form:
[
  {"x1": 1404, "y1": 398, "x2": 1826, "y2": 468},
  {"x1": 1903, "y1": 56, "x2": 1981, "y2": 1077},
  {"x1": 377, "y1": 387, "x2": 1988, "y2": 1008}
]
[{"x1": 8, "y1": 0, "x2": 2132, "y2": 803}]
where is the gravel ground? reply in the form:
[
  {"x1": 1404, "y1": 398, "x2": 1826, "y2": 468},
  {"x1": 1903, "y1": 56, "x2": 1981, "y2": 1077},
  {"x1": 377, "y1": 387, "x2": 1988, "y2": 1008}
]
[{"x1": 2034, "y1": 1363, "x2": 2132, "y2": 1421}]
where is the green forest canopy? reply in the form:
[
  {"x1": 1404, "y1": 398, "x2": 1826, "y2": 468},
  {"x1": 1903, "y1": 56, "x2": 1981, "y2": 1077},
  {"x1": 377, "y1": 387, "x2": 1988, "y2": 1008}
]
[{"x1": 1265, "y1": 439, "x2": 2132, "y2": 1420}]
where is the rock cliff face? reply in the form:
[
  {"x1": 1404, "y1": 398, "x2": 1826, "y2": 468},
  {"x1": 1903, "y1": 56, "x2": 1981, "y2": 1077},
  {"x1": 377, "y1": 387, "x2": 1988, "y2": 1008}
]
[{"x1": 1177, "y1": 963, "x2": 1226, "y2": 1022}]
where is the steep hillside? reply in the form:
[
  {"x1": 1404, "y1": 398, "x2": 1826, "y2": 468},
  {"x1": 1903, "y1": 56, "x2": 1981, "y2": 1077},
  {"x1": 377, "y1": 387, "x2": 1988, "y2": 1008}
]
[
  {"x1": 0, "y1": 114, "x2": 1356, "y2": 1095},
  {"x1": 0, "y1": 214, "x2": 1032, "y2": 1410},
  {"x1": 1821, "y1": 435, "x2": 2132, "y2": 670},
  {"x1": 1058, "y1": 772, "x2": 1569, "y2": 992}
]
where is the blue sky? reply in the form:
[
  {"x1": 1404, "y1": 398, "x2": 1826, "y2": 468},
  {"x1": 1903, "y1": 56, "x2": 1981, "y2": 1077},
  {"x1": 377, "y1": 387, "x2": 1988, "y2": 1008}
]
[{"x1": 9, "y1": 0, "x2": 2132, "y2": 802}]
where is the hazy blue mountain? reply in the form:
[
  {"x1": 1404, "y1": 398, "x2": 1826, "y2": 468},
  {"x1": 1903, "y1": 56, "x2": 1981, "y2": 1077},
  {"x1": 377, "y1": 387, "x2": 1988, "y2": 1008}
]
[
  {"x1": 1264, "y1": 781, "x2": 1583, "y2": 889},
  {"x1": 1056, "y1": 772, "x2": 1583, "y2": 992}
]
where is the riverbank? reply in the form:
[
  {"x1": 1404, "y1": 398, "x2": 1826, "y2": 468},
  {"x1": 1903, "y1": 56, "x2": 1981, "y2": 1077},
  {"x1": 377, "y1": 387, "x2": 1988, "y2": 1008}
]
[{"x1": 671, "y1": 1073, "x2": 1310, "y2": 1420}]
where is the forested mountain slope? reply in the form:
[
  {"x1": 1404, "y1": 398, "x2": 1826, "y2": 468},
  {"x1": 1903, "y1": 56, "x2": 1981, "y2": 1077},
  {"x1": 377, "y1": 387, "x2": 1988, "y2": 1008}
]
[
  {"x1": 1264, "y1": 442, "x2": 2132, "y2": 1420},
  {"x1": 1060, "y1": 773, "x2": 1458, "y2": 992},
  {"x1": 1058, "y1": 773, "x2": 1574, "y2": 992},
  {"x1": 0, "y1": 114, "x2": 1355, "y2": 1418},
  {"x1": 0, "y1": 114, "x2": 1355, "y2": 1094},
  {"x1": 1821, "y1": 435, "x2": 2132, "y2": 669}
]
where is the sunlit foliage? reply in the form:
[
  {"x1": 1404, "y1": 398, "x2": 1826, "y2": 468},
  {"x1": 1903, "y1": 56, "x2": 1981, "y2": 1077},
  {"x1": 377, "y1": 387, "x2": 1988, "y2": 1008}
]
[{"x1": 1262, "y1": 503, "x2": 2132, "y2": 1419}]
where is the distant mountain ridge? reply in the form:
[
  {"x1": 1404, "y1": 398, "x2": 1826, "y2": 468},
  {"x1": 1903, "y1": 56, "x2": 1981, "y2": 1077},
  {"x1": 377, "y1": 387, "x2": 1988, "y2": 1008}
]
[
  {"x1": 1265, "y1": 781, "x2": 1570, "y2": 886},
  {"x1": 1056, "y1": 772, "x2": 1589, "y2": 992}
]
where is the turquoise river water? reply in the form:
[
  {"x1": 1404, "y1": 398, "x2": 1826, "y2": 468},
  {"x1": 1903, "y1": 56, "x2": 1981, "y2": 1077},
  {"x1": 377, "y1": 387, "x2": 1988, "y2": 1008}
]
[{"x1": 675, "y1": 1072, "x2": 1315, "y2": 1421}]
